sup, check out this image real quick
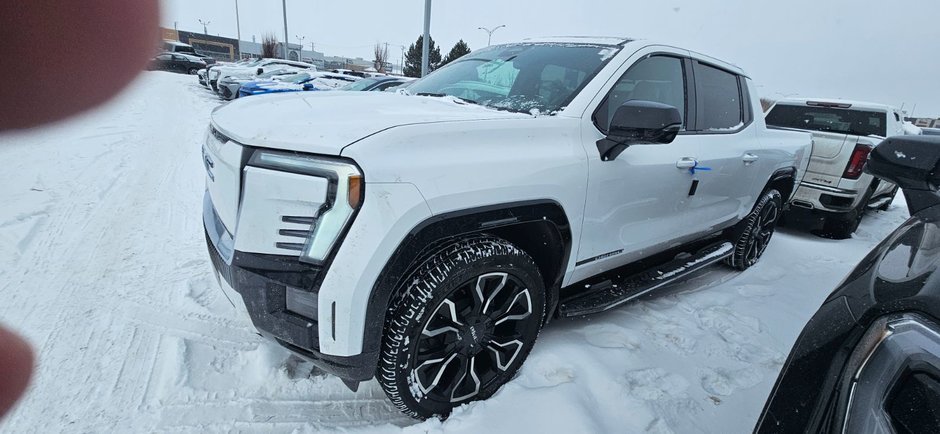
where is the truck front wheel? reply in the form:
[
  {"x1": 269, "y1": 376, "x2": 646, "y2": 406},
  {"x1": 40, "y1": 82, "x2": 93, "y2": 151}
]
[{"x1": 377, "y1": 236, "x2": 546, "y2": 419}]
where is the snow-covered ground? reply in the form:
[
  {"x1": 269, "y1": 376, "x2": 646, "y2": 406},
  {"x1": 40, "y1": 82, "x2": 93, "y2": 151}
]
[{"x1": 0, "y1": 72, "x2": 910, "y2": 433}]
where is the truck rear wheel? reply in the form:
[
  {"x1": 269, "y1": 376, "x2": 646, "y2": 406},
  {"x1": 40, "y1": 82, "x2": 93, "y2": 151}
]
[
  {"x1": 819, "y1": 184, "x2": 875, "y2": 239},
  {"x1": 377, "y1": 236, "x2": 546, "y2": 419},
  {"x1": 727, "y1": 189, "x2": 782, "y2": 270}
]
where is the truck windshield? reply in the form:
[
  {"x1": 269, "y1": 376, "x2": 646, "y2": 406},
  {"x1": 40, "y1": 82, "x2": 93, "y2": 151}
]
[
  {"x1": 766, "y1": 104, "x2": 887, "y2": 137},
  {"x1": 407, "y1": 43, "x2": 620, "y2": 114}
]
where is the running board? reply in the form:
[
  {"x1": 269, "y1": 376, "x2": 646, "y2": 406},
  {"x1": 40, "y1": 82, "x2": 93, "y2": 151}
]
[
  {"x1": 558, "y1": 241, "x2": 733, "y2": 318},
  {"x1": 867, "y1": 196, "x2": 892, "y2": 210}
]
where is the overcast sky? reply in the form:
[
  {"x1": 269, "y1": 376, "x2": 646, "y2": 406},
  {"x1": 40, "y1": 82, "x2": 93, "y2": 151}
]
[{"x1": 162, "y1": 0, "x2": 939, "y2": 116}]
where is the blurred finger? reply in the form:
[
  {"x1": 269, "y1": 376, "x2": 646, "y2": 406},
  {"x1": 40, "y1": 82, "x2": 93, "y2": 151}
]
[{"x1": 0, "y1": 0, "x2": 161, "y2": 131}]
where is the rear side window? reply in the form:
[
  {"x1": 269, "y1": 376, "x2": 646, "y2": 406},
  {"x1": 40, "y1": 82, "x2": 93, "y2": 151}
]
[
  {"x1": 766, "y1": 105, "x2": 888, "y2": 137},
  {"x1": 695, "y1": 63, "x2": 743, "y2": 131}
]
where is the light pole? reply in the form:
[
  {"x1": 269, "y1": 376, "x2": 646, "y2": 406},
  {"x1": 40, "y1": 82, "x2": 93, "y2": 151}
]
[
  {"x1": 234, "y1": 0, "x2": 241, "y2": 57},
  {"x1": 198, "y1": 19, "x2": 211, "y2": 35},
  {"x1": 296, "y1": 35, "x2": 306, "y2": 59},
  {"x1": 282, "y1": 0, "x2": 290, "y2": 60},
  {"x1": 478, "y1": 25, "x2": 506, "y2": 46},
  {"x1": 421, "y1": 0, "x2": 431, "y2": 77}
]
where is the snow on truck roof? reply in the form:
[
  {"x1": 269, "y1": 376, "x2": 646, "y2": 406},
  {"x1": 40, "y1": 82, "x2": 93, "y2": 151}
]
[
  {"x1": 521, "y1": 36, "x2": 634, "y2": 45},
  {"x1": 775, "y1": 98, "x2": 899, "y2": 112},
  {"x1": 517, "y1": 37, "x2": 747, "y2": 77}
]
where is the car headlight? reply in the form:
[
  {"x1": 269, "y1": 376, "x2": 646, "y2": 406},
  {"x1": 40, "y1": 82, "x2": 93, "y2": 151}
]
[{"x1": 248, "y1": 149, "x2": 363, "y2": 264}]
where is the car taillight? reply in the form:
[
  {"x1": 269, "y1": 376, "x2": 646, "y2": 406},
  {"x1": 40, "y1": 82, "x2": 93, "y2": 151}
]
[{"x1": 843, "y1": 143, "x2": 873, "y2": 179}]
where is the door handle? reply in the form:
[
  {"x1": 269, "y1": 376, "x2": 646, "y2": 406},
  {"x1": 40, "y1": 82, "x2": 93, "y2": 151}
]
[
  {"x1": 676, "y1": 157, "x2": 697, "y2": 169},
  {"x1": 742, "y1": 153, "x2": 759, "y2": 164}
]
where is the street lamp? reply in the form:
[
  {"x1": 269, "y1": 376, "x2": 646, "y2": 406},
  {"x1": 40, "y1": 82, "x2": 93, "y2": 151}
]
[
  {"x1": 296, "y1": 35, "x2": 306, "y2": 60},
  {"x1": 478, "y1": 25, "x2": 506, "y2": 46},
  {"x1": 386, "y1": 43, "x2": 406, "y2": 75},
  {"x1": 421, "y1": 0, "x2": 431, "y2": 77},
  {"x1": 281, "y1": 0, "x2": 289, "y2": 59},
  {"x1": 198, "y1": 19, "x2": 211, "y2": 35}
]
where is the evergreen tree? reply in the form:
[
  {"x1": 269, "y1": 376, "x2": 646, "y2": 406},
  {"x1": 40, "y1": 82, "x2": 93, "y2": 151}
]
[
  {"x1": 404, "y1": 35, "x2": 442, "y2": 78},
  {"x1": 440, "y1": 40, "x2": 471, "y2": 67}
]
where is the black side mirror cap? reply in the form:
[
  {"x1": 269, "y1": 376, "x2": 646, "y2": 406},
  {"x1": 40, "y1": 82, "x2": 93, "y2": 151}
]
[
  {"x1": 867, "y1": 136, "x2": 940, "y2": 191},
  {"x1": 866, "y1": 135, "x2": 940, "y2": 214},
  {"x1": 257, "y1": 68, "x2": 264, "y2": 75},
  {"x1": 597, "y1": 100, "x2": 682, "y2": 161}
]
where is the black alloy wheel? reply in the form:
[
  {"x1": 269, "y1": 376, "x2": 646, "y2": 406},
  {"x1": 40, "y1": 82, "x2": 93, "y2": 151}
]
[
  {"x1": 728, "y1": 189, "x2": 782, "y2": 270},
  {"x1": 378, "y1": 236, "x2": 546, "y2": 419}
]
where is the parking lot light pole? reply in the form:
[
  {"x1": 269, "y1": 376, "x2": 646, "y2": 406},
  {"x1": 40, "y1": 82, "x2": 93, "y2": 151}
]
[
  {"x1": 421, "y1": 0, "x2": 431, "y2": 77},
  {"x1": 234, "y1": 0, "x2": 241, "y2": 57},
  {"x1": 478, "y1": 25, "x2": 506, "y2": 46},
  {"x1": 297, "y1": 35, "x2": 306, "y2": 59},
  {"x1": 198, "y1": 19, "x2": 211, "y2": 35},
  {"x1": 282, "y1": 0, "x2": 290, "y2": 59}
]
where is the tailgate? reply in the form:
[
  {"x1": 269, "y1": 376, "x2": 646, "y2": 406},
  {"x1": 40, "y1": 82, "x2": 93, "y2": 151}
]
[{"x1": 804, "y1": 131, "x2": 850, "y2": 186}]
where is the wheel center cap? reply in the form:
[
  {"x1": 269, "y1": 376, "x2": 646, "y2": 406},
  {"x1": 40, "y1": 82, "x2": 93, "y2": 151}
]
[{"x1": 460, "y1": 318, "x2": 491, "y2": 352}]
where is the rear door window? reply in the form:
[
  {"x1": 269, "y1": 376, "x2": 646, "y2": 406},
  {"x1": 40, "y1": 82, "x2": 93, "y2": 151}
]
[{"x1": 694, "y1": 62, "x2": 743, "y2": 131}]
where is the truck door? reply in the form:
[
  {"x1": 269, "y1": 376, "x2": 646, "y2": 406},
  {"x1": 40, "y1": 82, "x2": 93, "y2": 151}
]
[
  {"x1": 574, "y1": 50, "x2": 699, "y2": 283},
  {"x1": 684, "y1": 61, "x2": 767, "y2": 231}
]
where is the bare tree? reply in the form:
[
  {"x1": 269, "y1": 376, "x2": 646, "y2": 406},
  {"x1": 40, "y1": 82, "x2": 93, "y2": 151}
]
[
  {"x1": 373, "y1": 43, "x2": 389, "y2": 73},
  {"x1": 262, "y1": 33, "x2": 279, "y2": 58}
]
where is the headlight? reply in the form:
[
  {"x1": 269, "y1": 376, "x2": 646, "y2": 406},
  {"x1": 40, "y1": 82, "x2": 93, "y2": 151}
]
[{"x1": 248, "y1": 150, "x2": 363, "y2": 264}]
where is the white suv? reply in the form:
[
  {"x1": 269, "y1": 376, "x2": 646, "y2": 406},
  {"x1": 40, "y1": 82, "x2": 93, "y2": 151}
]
[
  {"x1": 202, "y1": 37, "x2": 811, "y2": 418},
  {"x1": 765, "y1": 99, "x2": 903, "y2": 238}
]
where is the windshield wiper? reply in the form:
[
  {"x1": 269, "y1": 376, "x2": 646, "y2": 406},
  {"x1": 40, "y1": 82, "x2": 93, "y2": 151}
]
[{"x1": 415, "y1": 92, "x2": 480, "y2": 106}]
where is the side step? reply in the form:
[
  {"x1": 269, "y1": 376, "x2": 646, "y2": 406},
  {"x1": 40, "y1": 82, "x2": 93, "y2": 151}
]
[
  {"x1": 866, "y1": 196, "x2": 892, "y2": 210},
  {"x1": 558, "y1": 241, "x2": 733, "y2": 318}
]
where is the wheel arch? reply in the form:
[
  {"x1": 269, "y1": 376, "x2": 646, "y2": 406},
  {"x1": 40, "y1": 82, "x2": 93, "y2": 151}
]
[
  {"x1": 362, "y1": 200, "x2": 573, "y2": 374},
  {"x1": 766, "y1": 167, "x2": 797, "y2": 202}
]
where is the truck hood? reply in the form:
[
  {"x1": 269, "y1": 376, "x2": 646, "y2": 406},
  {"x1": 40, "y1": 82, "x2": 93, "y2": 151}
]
[{"x1": 211, "y1": 91, "x2": 530, "y2": 155}]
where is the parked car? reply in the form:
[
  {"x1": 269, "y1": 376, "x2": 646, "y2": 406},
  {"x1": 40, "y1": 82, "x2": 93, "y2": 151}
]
[
  {"x1": 162, "y1": 40, "x2": 216, "y2": 64},
  {"x1": 202, "y1": 37, "x2": 812, "y2": 419},
  {"x1": 337, "y1": 76, "x2": 413, "y2": 92},
  {"x1": 766, "y1": 99, "x2": 904, "y2": 238},
  {"x1": 236, "y1": 71, "x2": 359, "y2": 98},
  {"x1": 207, "y1": 58, "x2": 315, "y2": 91},
  {"x1": 197, "y1": 68, "x2": 208, "y2": 86},
  {"x1": 755, "y1": 135, "x2": 940, "y2": 434},
  {"x1": 147, "y1": 52, "x2": 206, "y2": 75},
  {"x1": 330, "y1": 68, "x2": 368, "y2": 78},
  {"x1": 923, "y1": 127, "x2": 940, "y2": 136},
  {"x1": 216, "y1": 67, "x2": 306, "y2": 100}
]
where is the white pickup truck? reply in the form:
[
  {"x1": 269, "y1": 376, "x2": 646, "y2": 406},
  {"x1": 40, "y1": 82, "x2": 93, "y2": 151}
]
[
  {"x1": 202, "y1": 37, "x2": 811, "y2": 418},
  {"x1": 765, "y1": 99, "x2": 903, "y2": 238}
]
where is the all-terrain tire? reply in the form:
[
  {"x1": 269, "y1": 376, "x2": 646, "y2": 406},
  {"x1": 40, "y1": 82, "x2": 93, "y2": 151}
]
[
  {"x1": 377, "y1": 235, "x2": 546, "y2": 419},
  {"x1": 726, "y1": 189, "x2": 783, "y2": 270}
]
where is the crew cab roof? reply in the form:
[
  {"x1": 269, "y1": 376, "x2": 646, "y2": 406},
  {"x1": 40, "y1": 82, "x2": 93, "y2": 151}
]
[
  {"x1": 774, "y1": 98, "x2": 899, "y2": 112},
  {"x1": 521, "y1": 36, "x2": 633, "y2": 46}
]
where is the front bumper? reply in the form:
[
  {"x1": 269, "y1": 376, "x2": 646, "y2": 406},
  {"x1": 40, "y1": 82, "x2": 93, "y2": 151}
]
[
  {"x1": 218, "y1": 82, "x2": 241, "y2": 100},
  {"x1": 203, "y1": 193, "x2": 376, "y2": 381}
]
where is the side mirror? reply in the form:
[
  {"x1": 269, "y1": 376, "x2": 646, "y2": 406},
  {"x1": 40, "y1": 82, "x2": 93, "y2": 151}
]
[
  {"x1": 302, "y1": 83, "x2": 315, "y2": 91},
  {"x1": 866, "y1": 135, "x2": 940, "y2": 213},
  {"x1": 257, "y1": 68, "x2": 264, "y2": 75},
  {"x1": 597, "y1": 100, "x2": 682, "y2": 161}
]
